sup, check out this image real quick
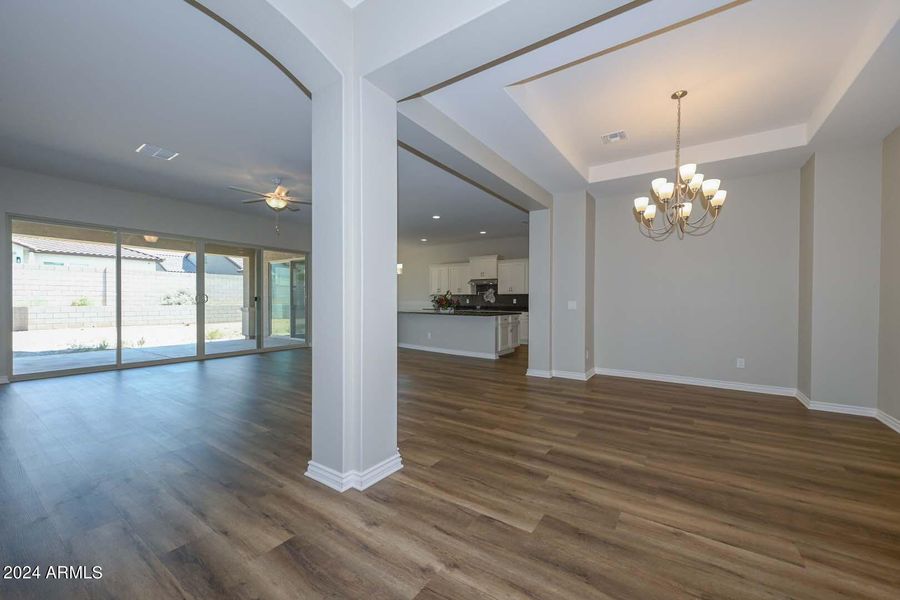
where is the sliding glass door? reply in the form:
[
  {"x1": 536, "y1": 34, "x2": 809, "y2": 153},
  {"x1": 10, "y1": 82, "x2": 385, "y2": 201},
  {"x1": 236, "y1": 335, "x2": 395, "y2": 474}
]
[
  {"x1": 9, "y1": 217, "x2": 309, "y2": 379},
  {"x1": 263, "y1": 251, "x2": 308, "y2": 348},
  {"x1": 120, "y1": 233, "x2": 198, "y2": 363},
  {"x1": 204, "y1": 243, "x2": 257, "y2": 355},
  {"x1": 11, "y1": 219, "x2": 118, "y2": 375}
]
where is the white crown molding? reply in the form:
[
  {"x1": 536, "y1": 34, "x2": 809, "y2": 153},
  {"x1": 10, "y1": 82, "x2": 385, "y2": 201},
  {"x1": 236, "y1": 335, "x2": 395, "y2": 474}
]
[
  {"x1": 306, "y1": 452, "x2": 403, "y2": 492},
  {"x1": 588, "y1": 125, "x2": 807, "y2": 183},
  {"x1": 526, "y1": 368, "x2": 552, "y2": 378},
  {"x1": 877, "y1": 410, "x2": 900, "y2": 435},
  {"x1": 594, "y1": 367, "x2": 796, "y2": 397},
  {"x1": 398, "y1": 343, "x2": 497, "y2": 360},
  {"x1": 552, "y1": 368, "x2": 595, "y2": 381}
]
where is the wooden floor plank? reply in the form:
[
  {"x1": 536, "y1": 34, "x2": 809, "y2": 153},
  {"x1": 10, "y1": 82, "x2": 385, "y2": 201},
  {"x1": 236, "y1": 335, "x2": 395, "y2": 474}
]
[{"x1": 1, "y1": 346, "x2": 899, "y2": 599}]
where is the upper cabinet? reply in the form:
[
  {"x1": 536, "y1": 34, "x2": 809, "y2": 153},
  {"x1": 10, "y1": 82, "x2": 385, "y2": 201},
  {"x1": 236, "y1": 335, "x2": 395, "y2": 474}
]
[
  {"x1": 498, "y1": 259, "x2": 528, "y2": 294},
  {"x1": 428, "y1": 265, "x2": 449, "y2": 295},
  {"x1": 469, "y1": 255, "x2": 498, "y2": 279},
  {"x1": 448, "y1": 263, "x2": 470, "y2": 294}
]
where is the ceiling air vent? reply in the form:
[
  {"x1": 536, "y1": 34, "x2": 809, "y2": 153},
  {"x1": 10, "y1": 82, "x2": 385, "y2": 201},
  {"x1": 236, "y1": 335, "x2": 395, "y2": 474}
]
[
  {"x1": 600, "y1": 130, "x2": 627, "y2": 144},
  {"x1": 135, "y1": 143, "x2": 179, "y2": 161}
]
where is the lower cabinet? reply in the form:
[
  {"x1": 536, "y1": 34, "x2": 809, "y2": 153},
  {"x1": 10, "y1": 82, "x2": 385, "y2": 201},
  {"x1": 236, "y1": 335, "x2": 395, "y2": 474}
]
[
  {"x1": 497, "y1": 315, "x2": 520, "y2": 355},
  {"x1": 518, "y1": 312, "x2": 528, "y2": 344}
]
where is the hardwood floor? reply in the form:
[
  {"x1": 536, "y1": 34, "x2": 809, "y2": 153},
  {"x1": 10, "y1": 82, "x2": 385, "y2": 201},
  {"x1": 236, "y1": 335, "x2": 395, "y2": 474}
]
[{"x1": 1, "y1": 347, "x2": 899, "y2": 599}]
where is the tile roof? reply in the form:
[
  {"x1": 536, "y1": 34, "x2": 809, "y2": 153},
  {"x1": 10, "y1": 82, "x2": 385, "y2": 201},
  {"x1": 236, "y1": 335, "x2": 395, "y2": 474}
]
[{"x1": 13, "y1": 234, "x2": 159, "y2": 261}]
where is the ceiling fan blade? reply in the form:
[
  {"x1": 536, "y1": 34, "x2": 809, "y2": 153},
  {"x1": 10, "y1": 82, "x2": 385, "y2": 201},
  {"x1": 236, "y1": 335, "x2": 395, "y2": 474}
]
[
  {"x1": 285, "y1": 198, "x2": 312, "y2": 205},
  {"x1": 287, "y1": 206, "x2": 301, "y2": 212},
  {"x1": 228, "y1": 186, "x2": 267, "y2": 196},
  {"x1": 242, "y1": 199, "x2": 266, "y2": 204}
]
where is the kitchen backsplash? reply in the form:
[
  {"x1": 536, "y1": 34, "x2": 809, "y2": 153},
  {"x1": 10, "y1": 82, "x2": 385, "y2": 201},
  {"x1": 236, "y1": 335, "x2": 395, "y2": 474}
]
[{"x1": 451, "y1": 294, "x2": 528, "y2": 311}]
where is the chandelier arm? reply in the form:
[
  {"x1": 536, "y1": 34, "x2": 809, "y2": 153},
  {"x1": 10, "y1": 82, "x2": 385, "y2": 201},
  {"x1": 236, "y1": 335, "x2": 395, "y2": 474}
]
[
  {"x1": 683, "y1": 201, "x2": 713, "y2": 228},
  {"x1": 682, "y1": 212, "x2": 719, "y2": 234},
  {"x1": 684, "y1": 219, "x2": 717, "y2": 236},
  {"x1": 637, "y1": 220, "x2": 674, "y2": 240}
]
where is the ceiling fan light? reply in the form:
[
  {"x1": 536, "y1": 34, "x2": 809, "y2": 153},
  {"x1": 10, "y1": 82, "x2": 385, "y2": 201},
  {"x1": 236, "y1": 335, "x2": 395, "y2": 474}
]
[
  {"x1": 643, "y1": 204, "x2": 657, "y2": 220},
  {"x1": 702, "y1": 178, "x2": 720, "y2": 198},
  {"x1": 266, "y1": 196, "x2": 288, "y2": 210},
  {"x1": 274, "y1": 185, "x2": 289, "y2": 197},
  {"x1": 651, "y1": 177, "x2": 667, "y2": 196},
  {"x1": 634, "y1": 196, "x2": 649, "y2": 213},
  {"x1": 679, "y1": 163, "x2": 697, "y2": 183},
  {"x1": 711, "y1": 190, "x2": 727, "y2": 208}
]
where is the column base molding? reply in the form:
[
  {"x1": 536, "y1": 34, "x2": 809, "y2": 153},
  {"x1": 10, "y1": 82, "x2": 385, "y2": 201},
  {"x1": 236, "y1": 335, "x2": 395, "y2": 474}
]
[{"x1": 305, "y1": 452, "x2": 402, "y2": 492}]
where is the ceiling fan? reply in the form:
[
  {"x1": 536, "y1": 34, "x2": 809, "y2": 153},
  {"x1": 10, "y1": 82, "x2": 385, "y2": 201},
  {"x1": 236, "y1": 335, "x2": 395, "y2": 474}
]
[{"x1": 228, "y1": 178, "x2": 310, "y2": 212}]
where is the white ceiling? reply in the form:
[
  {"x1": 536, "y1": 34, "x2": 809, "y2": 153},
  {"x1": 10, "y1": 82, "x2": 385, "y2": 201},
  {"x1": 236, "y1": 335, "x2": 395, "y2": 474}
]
[
  {"x1": 507, "y1": 0, "x2": 877, "y2": 171},
  {"x1": 398, "y1": 147, "x2": 527, "y2": 245},
  {"x1": 423, "y1": 0, "x2": 899, "y2": 191},
  {"x1": 0, "y1": 0, "x2": 312, "y2": 222}
]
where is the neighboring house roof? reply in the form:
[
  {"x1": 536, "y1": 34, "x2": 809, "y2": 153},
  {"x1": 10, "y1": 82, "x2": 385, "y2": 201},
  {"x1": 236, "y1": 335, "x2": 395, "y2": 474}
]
[
  {"x1": 148, "y1": 249, "x2": 194, "y2": 273},
  {"x1": 13, "y1": 235, "x2": 246, "y2": 274},
  {"x1": 12, "y1": 234, "x2": 158, "y2": 261}
]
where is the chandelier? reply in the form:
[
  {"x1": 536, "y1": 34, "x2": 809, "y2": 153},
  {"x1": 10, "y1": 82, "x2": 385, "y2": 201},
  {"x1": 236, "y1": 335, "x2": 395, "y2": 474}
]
[{"x1": 633, "y1": 90, "x2": 727, "y2": 239}]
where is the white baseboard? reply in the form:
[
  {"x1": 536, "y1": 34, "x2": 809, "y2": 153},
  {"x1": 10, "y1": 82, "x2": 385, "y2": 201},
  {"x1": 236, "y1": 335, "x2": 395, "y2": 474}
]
[
  {"x1": 526, "y1": 368, "x2": 552, "y2": 378},
  {"x1": 552, "y1": 368, "x2": 595, "y2": 381},
  {"x1": 594, "y1": 366, "x2": 796, "y2": 396},
  {"x1": 795, "y1": 390, "x2": 811, "y2": 408},
  {"x1": 398, "y1": 343, "x2": 496, "y2": 360},
  {"x1": 306, "y1": 452, "x2": 403, "y2": 492},
  {"x1": 806, "y1": 401, "x2": 877, "y2": 417},
  {"x1": 877, "y1": 410, "x2": 900, "y2": 434}
]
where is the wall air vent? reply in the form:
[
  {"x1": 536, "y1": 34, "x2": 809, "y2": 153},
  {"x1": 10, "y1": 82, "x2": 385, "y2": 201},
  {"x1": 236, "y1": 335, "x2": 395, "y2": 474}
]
[
  {"x1": 600, "y1": 130, "x2": 627, "y2": 144},
  {"x1": 135, "y1": 143, "x2": 179, "y2": 160}
]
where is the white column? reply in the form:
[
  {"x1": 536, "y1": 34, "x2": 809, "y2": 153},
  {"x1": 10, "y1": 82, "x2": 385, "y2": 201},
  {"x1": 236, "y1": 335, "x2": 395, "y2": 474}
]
[
  {"x1": 306, "y1": 75, "x2": 401, "y2": 492},
  {"x1": 527, "y1": 209, "x2": 552, "y2": 377},
  {"x1": 550, "y1": 191, "x2": 595, "y2": 380}
]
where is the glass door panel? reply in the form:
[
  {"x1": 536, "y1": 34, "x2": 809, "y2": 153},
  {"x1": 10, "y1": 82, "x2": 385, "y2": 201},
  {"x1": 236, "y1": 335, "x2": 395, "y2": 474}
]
[
  {"x1": 204, "y1": 243, "x2": 257, "y2": 355},
  {"x1": 11, "y1": 219, "x2": 118, "y2": 375},
  {"x1": 120, "y1": 233, "x2": 197, "y2": 363},
  {"x1": 263, "y1": 251, "x2": 308, "y2": 348}
]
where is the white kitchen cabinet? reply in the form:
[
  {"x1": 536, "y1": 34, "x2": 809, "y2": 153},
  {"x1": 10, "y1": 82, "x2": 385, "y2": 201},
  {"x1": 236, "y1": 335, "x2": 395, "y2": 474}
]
[
  {"x1": 428, "y1": 265, "x2": 449, "y2": 295},
  {"x1": 518, "y1": 312, "x2": 528, "y2": 344},
  {"x1": 448, "y1": 263, "x2": 470, "y2": 294},
  {"x1": 469, "y1": 255, "x2": 498, "y2": 279},
  {"x1": 498, "y1": 259, "x2": 528, "y2": 294}
]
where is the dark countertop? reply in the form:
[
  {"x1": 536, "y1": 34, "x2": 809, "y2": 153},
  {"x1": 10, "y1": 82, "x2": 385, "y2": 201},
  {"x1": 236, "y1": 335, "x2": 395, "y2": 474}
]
[{"x1": 399, "y1": 310, "x2": 522, "y2": 317}]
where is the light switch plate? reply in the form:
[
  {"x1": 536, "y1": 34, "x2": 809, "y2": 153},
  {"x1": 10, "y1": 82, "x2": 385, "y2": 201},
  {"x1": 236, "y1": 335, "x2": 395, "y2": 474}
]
[
  {"x1": 567, "y1": 300, "x2": 577, "y2": 310},
  {"x1": 736, "y1": 358, "x2": 745, "y2": 368}
]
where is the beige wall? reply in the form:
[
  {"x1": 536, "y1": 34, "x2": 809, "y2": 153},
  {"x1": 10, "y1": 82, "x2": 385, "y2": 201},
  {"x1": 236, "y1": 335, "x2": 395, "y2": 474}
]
[
  {"x1": 798, "y1": 156, "x2": 815, "y2": 398},
  {"x1": 879, "y1": 126, "x2": 900, "y2": 422},
  {"x1": 594, "y1": 169, "x2": 800, "y2": 389},
  {"x1": 397, "y1": 235, "x2": 529, "y2": 309}
]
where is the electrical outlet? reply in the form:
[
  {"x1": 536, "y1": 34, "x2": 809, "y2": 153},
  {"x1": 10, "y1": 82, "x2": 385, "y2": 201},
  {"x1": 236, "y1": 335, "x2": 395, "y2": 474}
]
[
  {"x1": 512, "y1": 298, "x2": 517, "y2": 304},
  {"x1": 736, "y1": 358, "x2": 745, "y2": 368},
  {"x1": 427, "y1": 331, "x2": 432, "y2": 340}
]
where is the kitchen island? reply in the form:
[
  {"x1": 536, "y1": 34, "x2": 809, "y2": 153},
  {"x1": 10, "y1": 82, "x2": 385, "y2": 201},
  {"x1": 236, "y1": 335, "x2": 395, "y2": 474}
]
[{"x1": 398, "y1": 310, "x2": 521, "y2": 359}]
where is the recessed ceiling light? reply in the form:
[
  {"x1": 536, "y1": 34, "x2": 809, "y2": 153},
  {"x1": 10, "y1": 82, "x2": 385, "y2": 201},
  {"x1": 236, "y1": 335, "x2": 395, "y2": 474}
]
[
  {"x1": 432, "y1": 215, "x2": 441, "y2": 219},
  {"x1": 479, "y1": 231, "x2": 486, "y2": 235},
  {"x1": 420, "y1": 238, "x2": 427, "y2": 242}
]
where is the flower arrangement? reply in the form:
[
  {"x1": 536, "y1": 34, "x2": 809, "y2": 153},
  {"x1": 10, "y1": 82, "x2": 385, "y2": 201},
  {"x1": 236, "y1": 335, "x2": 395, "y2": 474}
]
[{"x1": 430, "y1": 290, "x2": 458, "y2": 312}]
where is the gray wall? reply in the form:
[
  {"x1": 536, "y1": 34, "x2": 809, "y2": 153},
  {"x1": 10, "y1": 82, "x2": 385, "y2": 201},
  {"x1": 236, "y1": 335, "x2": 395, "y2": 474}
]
[
  {"x1": 810, "y1": 145, "x2": 882, "y2": 409},
  {"x1": 798, "y1": 156, "x2": 815, "y2": 399},
  {"x1": 594, "y1": 169, "x2": 800, "y2": 388},
  {"x1": 0, "y1": 165, "x2": 311, "y2": 376},
  {"x1": 397, "y1": 235, "x2": 529, "y2": 309},
  {"x1": 879, "y1": 127, "x2": 900, "y2": 421},
  {"x1": 552, "y1": 191, "x2": 594, "y2": 377}
]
